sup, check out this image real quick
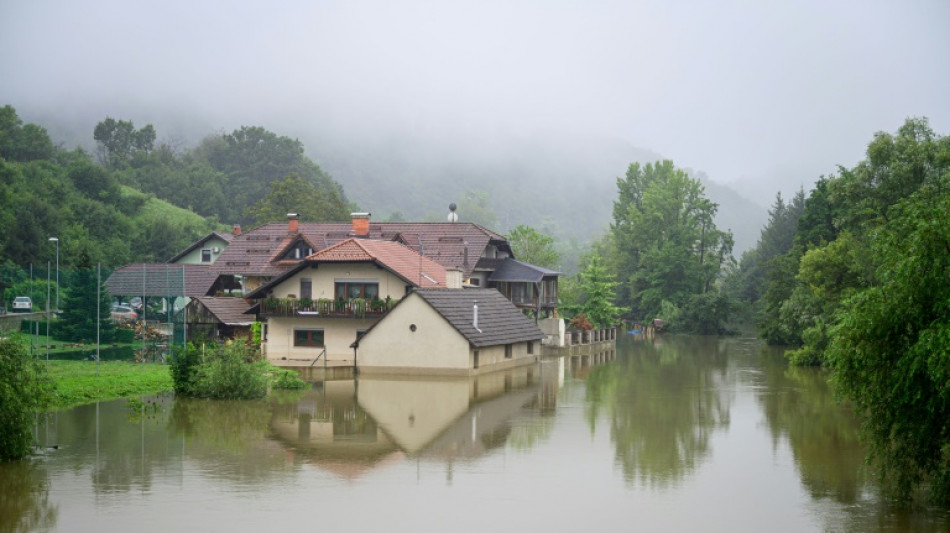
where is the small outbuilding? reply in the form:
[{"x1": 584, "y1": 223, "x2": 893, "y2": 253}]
[{"x1": 353, "y1": 288, "x2": 544, "y2": 376}]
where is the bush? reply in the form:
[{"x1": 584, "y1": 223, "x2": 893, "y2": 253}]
[
  {"x1": 0, "y1": 335, "x2": 53, "y2": 460},
  {"x1": 267, "y1": 365, "x2": 309, "y2": 390},
  {"x1": 171, "y1": 342, "x2": 268, "y2": 399}
]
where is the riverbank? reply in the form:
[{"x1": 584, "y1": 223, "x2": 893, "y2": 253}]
[{"x1": 44, "y1": 361, "x2": 173, "y2": 410}]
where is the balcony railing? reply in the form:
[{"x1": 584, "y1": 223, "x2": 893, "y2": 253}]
[
  {"x1": 257, "y1": 298, "x2": 396, "y2": 318},
  {"x1": 509, "y1": 294, "x2": 559, "y2": 309}
]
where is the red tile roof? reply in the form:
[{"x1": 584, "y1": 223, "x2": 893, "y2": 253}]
[{"x1": 308, "y1": 238, "x2": 446, "y2": 288}]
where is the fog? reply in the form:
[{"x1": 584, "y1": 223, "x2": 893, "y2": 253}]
[{"x1": 2, "y1": 0, "x2": 948, "y2": 242}]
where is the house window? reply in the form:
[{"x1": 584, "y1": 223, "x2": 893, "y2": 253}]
[
  {"x1": 294, "y1": 329, "x2": 324, "y2": 347},
  {"x1": 300, "y1": 278, "x2": 312, "y2": 300},
  {"x1": 473, "y1": 350, "x2": 479, "y2": 369},
  {"x1": 201, "y1": 249, "x2": 213, "y2": 263},
  {"x1": 335, "y1": 281, "x2": 379, "y2": 300},
  {"x1": 505, "y1": 344, "x2": 513, "y2": 359},
  {"x1": 469, "y1": 277, "x2": 481, "y2": 287},
  {"x1": 527, "y1": 341, "x2": 534, "y2": 355}
]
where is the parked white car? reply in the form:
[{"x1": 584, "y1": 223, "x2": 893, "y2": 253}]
[
  {"x1": 12, "y1": 296, "x2": 32, "y2": 312},
  {"x1": 110, "y1": 304, "x2": 138, "y2": 322}
]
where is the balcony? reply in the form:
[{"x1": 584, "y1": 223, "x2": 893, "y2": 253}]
[{"x1": 257, "y1": 297, "x2": 396, "y2": 319}]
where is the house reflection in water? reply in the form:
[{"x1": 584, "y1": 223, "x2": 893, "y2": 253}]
[{"x1": 268, "y1": 348, "x2": 617, "y2": 479}]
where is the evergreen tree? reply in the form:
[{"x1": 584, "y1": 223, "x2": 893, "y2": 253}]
[{"x1": 58, "y1": 249, "x2": 115, "y2": 343}]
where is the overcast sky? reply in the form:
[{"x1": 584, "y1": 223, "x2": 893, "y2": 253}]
[{"x1": 2, "y1": 0, "x2": 948, "y2": 201}]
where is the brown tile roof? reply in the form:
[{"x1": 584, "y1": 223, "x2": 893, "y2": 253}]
[
  {"x1": 212, "y1": 222, "x2": 507, "y2": 279},
  {"x1": 105, "y1": 264, "x2": 219, "y2": 298},
  {"x1": 308, "y1": 239, "x2": 447, "y2": 288},
  {"x1": 413, "y1": 288, "x2": 544, "y2": 347},
  {"x1": 193, "y1": 297, "x2": 254, "y2": 326}
]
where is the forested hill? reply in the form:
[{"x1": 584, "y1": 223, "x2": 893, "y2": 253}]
[
  {"x1": 0, "y1": 105, "x2": 351, "y2": 271},
  {"x1": 304, "y1": 130, "x2": 768, "y2": 254}
]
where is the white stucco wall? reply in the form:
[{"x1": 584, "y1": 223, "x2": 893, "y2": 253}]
[
  {"x1": 264, "y1": 315, "x2": 378, "y2": 361},
  {"x1": 261, "y1": 263, "x2": 416, "y2": 362},
  {"x1": 268, "y1": 263, "x2": 411, "y2": 301},
  {"x1": 356, "y1": 292, "x2": 539, "y2": 375},
  {"x1": 356, "y1": 294, "x2": 471, "y2": 371}
]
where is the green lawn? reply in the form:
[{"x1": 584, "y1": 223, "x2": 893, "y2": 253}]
[{"x1": 44, "y1": 360, "x2": 173, "y2": 410}]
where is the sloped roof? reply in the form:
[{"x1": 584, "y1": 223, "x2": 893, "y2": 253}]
[
  {"x1": 309, "y1": 239, "x2": 446, "y2": 287},
  {"x1": 193, "y1": 297, "x2": 254, "y2": 326},
  {"x1": 211, "y1": 222, "x2": 508, "y2": 278},
  {"x1": 245, "y1": 238, "x2": 447, "y2": 298},
  {"x1": 487, "y1": 258, "x2": 562, "y2": 283},
  {"x1": 105, "y1": 264, "x2": 219, "y2": 298},
  {"x1": 167, "y1": 232, "x2": 234, "y2": 263},
  {"x1": 414, "y1": 288, "x2": 544, "y2": 347}
]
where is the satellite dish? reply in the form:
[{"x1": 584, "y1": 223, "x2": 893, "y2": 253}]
[{"x1": 448, "y1": 203, "x2": 458, "y2": 222}]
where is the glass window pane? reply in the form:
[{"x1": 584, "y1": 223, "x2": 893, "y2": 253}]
[
  {"x1": 294, "y1": 330, "x2": 309, "y2": 346},
  {"x1": 365, "y1": 284, "x2": 378, "y2": 300},
  {"x1": 349, "y1": 284, "x2": 361, "y2": 299}
]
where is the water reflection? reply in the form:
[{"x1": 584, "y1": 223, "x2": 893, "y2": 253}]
[
  {"x1": 754, "y1": 344, "x2": 868, "y2": 504},
  {"x1": 268, "y1": 364, "x2": 556, "y2": 478},
  {"x1": 0, "y1": 460, "x2": 57, "y2": 533},
  {"x1": 585, "y1": 336, "x2": 732, "y2": 488},
  {"x1": 4, "y1": 339, "x2": 949, "y2": 532}
]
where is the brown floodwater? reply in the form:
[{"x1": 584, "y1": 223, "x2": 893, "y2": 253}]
[{"x1": 3, "y1": 335, "x2": 949, "y2": 532}]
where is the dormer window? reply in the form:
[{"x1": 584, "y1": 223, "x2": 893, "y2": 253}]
[
  {"x1": 286, "y1": 242, "x2": 314, "y2": 260},
  {"x1": 201, "y1": 249, "x2": 212, "y2": 263}
]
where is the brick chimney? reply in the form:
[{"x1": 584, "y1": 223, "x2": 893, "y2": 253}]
[
  {"x1": 351, "y1": 212, "x2": 371, "y2": 237},
  {"x1": 287, "y1": 213, "x2": 299, "y2": 233},
  {"x1": 232, "y1": 224, "x2": 242, "y2": 236}
]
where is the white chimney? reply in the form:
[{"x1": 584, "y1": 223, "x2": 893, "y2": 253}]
[
  {"x1": 473, "y1": 300, "x2": 481, "y2": 333},
  {"x1": 446, "y1": 268, "x2": 463, "y2": 289}
]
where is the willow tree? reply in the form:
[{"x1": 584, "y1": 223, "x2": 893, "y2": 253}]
[{"x1": 611, "y1": 160, "x2": 734, "y2": 330}]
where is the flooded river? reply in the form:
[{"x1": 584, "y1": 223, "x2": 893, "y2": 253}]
[{"x1": 3, "y1": 335, "x2": 948, "y2": 532}]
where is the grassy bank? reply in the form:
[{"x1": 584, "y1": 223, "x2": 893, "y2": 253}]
[{"x1": 45, "y1": 360, "x2": 173, "y2": 410}]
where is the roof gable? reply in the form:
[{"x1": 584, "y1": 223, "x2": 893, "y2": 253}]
[{"x1": 308, "y1": 238, "x2": 446, "y2": 288}]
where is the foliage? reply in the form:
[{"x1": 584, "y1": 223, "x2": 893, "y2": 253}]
[
  {"x1": 58, "y1": 260, "x2": 116, "y2": 344},
  {"x1": 507, "y1": 224, "x2": 560, "y2": 268},
  {"x1": 828, "y1": 167, "x2": 950, "y2": 505},
  {"x1": 569, "y1": 313, "x2": 594, "y2": 330},
  {"x1": 456, "y1": 189, "x2": 498, "y2": 229},
  {"x1": 610, "y1": 160, "x2": 734, "y2": 328},
  {"x1": 171, "y1": 342, "x2": 269, "y2": 399},
  {"x1": 244, "y1": 172, "x2": 349, "y2": 225},
  {"x1": 0, "y1": 105, "x2": 54, "y2": 162},
  {"x1": 568, "y1": 255, "x2": 626, "y2": 329},
  {"x1": 93, "y1": 117, "x2": 155, "y2": 168},
  {"x1": 267, "y1": 366, "x2": 309, "y2": 390},
  {"x1": 0, "y1": 335, "x2": 52, "y2": 460}
]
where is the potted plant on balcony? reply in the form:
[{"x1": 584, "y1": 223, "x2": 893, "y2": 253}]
[
  {"x1": 299, "y1": 297, "x2": 313, "y2": 311},
  {"x1": 334, "y1": 296, "x2": 346, "y2": 313},
  {"x1": 317, "y1": 298, "x2": 332, "y2": 314},
  {"x1": 352, "y1": 298, "x2": 367, "y2": 318}
]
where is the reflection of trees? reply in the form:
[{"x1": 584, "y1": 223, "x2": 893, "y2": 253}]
[
  {"x1": 585, "y1": 336, "x2": 732, "y2": 487},
  {"x1": 756, "y1": 347, "x2": 867, "y2": 503},
  {"x1": 169, "y1": 398, "x2": 295, "y2": 482},
  {"x1": 39, "y1": 398, "x2": 176, "y2": 494},
  {"x1": 0, "y1": 461, "x2": 57, "y2": 533}
]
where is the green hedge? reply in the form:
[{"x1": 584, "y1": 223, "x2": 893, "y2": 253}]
[
  {"x1": 19, "y1": 319, "x2": 64, "y2": 338},
  {"x1": 50, "y1": 345, "x2": 135, "y2": 361},
  {"x1": 20, "y1": 320, "x2": 135, "y2": 343}
]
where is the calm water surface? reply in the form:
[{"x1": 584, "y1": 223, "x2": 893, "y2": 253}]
[{"x1": 3, "y1": 335, "x2": 949, "y2": 532}]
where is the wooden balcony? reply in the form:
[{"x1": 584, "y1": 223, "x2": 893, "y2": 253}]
[{"x1": 257, "y1": 298, "x2": 395, "y2": 319}]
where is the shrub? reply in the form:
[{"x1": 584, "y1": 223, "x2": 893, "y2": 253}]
[
  {"x1": 0, "y1": 335, "x2": 53, "y2": 460},
  {"x1": 267, "y1": 365, "x2": 309, "y2": 390}
]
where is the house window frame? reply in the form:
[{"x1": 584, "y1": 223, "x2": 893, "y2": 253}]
[
  {"x1": 335, "y1": 279, "x2": 379, "y2": 300},
  {"x1": 200, "y1": 248, "x2": 213, "y2": 263},
  {"x1": 527, "y1": 341, "x2": 534, "y2": 355},
  {"x1": 294, "y1": 328, "x2": 325, "y2": 347},
  {"x1": 300, "y1": 278, "x2": 312, "y2": 300},
  {"x1": 505, "y1": 344, "x2": 513, "y2": 359}
]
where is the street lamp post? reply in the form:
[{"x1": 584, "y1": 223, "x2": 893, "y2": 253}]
[{"x1": 49, "y1": 237, "x2": 59, "y2": 314}]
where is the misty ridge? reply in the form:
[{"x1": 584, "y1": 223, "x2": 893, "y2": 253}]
[{"x1": 22, "y1": 106, "x2": 768, "y2": 260}]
